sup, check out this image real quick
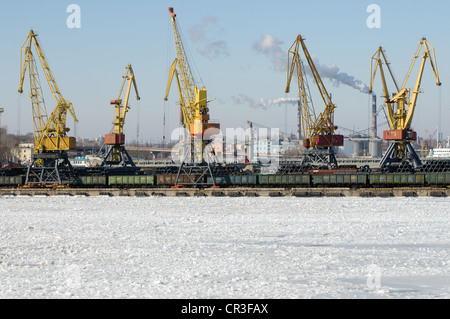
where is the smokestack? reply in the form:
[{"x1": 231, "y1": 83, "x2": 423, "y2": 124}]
[
  {"x1": 371, "y1": 94, "x2": 377, "y2": 138},
  {"x1": 246, "y1": 121, "x2": 254, "y2": 162}
]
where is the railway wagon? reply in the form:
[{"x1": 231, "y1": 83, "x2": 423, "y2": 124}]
[
  {"x1": 108, "y1": 175, "x2": 155, "y2": 187},
  {"x1": 0, "y1": 175, "x2": 25, "y2": 187},
  {"x1": 207, "y1": 176, "x2": 231, "y2": 185},
  {"x1": 369, "y1": 174, "x2": 426, "y2": 187},
  {"x1": 312, "y1": 173, "x2": 368, "y2": 187},
  {"x1": 206, "y1": 175, "x2": 258, "y2": 186},
  {"x1": 369, "y1": 173, "x2": 450, "y2": 187},
  {"x1": 75, "y1": 175, "x2": 108, "y2": 187},
  {"x1": 425, "y1": 173, "x2": 450, "y2": 186},
  {"x1": 2, "y1": 171, "x2": 450, "y2": 189},
  {"x1": 258, "y1": 174, "x2": 310, "y2": 187},
  {"x1": 155, "y1": 174, "x2": 205, "y2": 186},
  {"x1": 230, "y1": 175, "x2": 258, "y2": 186}
]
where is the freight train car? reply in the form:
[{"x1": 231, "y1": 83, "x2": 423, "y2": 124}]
[
  {"x1": 312, "y1": 173, "x2": 368, "y2": 188},
  {"x1": 0, "y1": 175, "x2": 25, "y2": 187},
  {"x1": 156, "y1": 174, "x2": 204, "y2": 187},
  {"x1": 206, "y1": 175, "x2": 258, "y2": 187},
  {"x1": 425, "y1": 173, "x2": 450, "y2": 186},
  {"x1": 369, "y1": 174, "x2": 426, "y2": 187},
  {"x1": 1, "y1": 171, "x2": 450, "y2": 189},
  {"x1": 75, "y1": 175, "x2": 108, "y2": 187},
  {"x1": 108, "y1": 175, "x2": 155, "y2": 188},
  {"x1": 258, "y1": 174, "x2": 310, "y2": 187}
]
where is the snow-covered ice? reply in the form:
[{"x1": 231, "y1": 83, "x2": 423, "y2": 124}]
[{"x1": 0, "y1": 195, "x2": 449, "y2": 299}]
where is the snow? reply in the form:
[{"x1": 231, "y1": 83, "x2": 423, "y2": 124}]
[{"x1": 0, "y1": 195, "x2": 449, "y2": 299}]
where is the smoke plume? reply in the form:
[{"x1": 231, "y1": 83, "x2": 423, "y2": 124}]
[
  {"x1": 199, "y1": 40, "x2": 229, "y2": 59},
  {"x1": 312, "y1": 56, "x2": 370, "y2": 94},
  {"x1": 252, "y1": 34, "x2": 286, "y2": 72},
  {"x1": 253, "y1": 34, "x2": 370, "y2": 94},
  {"x1": 232, "y1": 94, "x2": 299, "y2": 110},
  {"x1": 189, "y1": 16, "x2": 229, "y2": 60}
]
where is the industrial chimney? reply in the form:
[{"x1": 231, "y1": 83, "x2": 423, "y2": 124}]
[
  {"x1": 369, "y1": 94, "x2": 382, "y2": 158},
  {"x1": 371, "y1": 94, "x2": 377, "y2": 138}
]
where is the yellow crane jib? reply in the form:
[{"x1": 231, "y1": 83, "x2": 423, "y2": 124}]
[
  {"x1": 285, "y1": 35, "x2": 343, "y2": 150},
  {"x1": 369, "y1": 37, "x2": 441, "y2": 169},
  {"x1": 105, "y1": 64, "x2": 140, "y2": 147},
  {"x1": 369, "y1": 38, "x2": 441, "y2": 142},
  {"x1": 18, "y1": 30, "x2": 78, "y2": 153},
  {"x1": 165, "y1": 7, "x2": 220, "y2": 163}
]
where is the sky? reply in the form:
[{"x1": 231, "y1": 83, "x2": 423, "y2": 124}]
[{"x1": 0, "y1": 0, "x2": 449, "y2": 144}]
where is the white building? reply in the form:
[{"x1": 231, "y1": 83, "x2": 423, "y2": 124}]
[
  {"x1": 11, "y1": 143, "x2": 34, "y2": 165},
  {"x1": 253, "y1": 139, "x2": 278, "y2": 155},
  {"x1": 427, "y1": 148, "x2": 450, "y2": 159}
]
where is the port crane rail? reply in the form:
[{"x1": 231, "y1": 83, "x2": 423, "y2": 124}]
[
  {"x1": 285, "y1": 35, "x2": 344, "y2": 169},
  {"x1": 102, "y1": 64, "x2": 140, "y2": 169},
  {"x1": 164, "y1": 7, "x2": 221, "y2": 187},
  {"x1": 369, "y1": 38, "x2": 441, "y2": 171},
  {"x1": 18, "y1": 30, "x2": 78, "y2": 185}
]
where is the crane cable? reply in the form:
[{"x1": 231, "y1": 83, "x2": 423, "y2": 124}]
[
  {"x1": 174, "y1": 19, "x2": 204, "y2": 88},
  {"x1": 17, "y1": 93, "x2": 22, "y2": 138},
  {"x1": 136, "y1": 99, "x2": 141, "y2": 146},
  {"x1": 164, "y1": 14, "x2": 174, "y2": 147}
]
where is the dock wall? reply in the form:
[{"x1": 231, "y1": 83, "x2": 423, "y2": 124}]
[{"x1": 1, "y1": 187, "x2": 448, "y2": 198}]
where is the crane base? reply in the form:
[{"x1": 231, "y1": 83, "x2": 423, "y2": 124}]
[
  {"x1": 174, "y1": 162, "x2": 227, "y2": 187},
  {"x1": 25, "y1": 152, "x2": 74, "y2": 185},
  {"x1": 301, "y1": 148, "x2": 339, "y2": 169},
  {"x1": 380, "y1": 141, "x2": 422, "y2": 172},
  {"x1": 102, "y1": 145, "x2": 136, "y2": 168}
]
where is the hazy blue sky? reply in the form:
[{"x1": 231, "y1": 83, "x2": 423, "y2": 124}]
[{"x1": 1, "y1": 0, "x2": 449, "y2": 143}]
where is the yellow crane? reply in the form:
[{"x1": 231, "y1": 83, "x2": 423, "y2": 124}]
[
  {"x1": 103, "y1": 64, "x2": 140, "y2": 168},
  {"x1": 164, "y1": 7, "x2": 221, "y2": 186},
  {"x1": 369, "y1": 38, "x2": 441, "y2": 170},
  {"x1": 285, "y1": 35, "x2": 344, "y2": 168},
  {"x1": 18, "y1": 30, "x2": 78, "y2": 184}
]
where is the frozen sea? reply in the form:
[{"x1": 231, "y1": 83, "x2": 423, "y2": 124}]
[{"x1": 0, "y1": 195, "x2": 449, "y2": 299}]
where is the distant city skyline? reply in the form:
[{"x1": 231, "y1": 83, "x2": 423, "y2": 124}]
[{"x1": 0, "y1": 0, "x2": 449, "y2": 143}]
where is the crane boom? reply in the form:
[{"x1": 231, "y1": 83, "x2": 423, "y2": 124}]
[
  {"x1": 165, "y1": 7, "x2": 220, "y2": 164},
  {"x1": 369, "y1": 38, "x2": 440, "y2": 133},
  {"x1": 109, "y1": 64, "x2": 140, "y2": 137},
  {"x1": 402, "y1": 39, "x2": 440, "y2": 129},
  {"x1": 18, "y1": 30, "x2": 78, "y2": 152},
  {"x1": 285, "y1": 35, "x2": 343, "y2": 151},
  {"x1": 18, "y1": 30, "x2": 79, "y2": 185},
  {"x1": 369, "y1": 47, "x2": 398, "y2": 129},
  {"x1": 103, "y1": 64, "x2": 140, "y2": 168},
  {"x1": 368, "y1": 37, "x2": 441, "y2": 170},
  {"x1": 167, "y1": 8, "x2": 197, "y2": 121}
]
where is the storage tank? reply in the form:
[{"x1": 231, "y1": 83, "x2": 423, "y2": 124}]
[
  {"x1": 353, "y1": 141, "x2": 364, "y2": 157},
  {"x1": 369, "y1": 140, "x2": 382, "y2": 158}
]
